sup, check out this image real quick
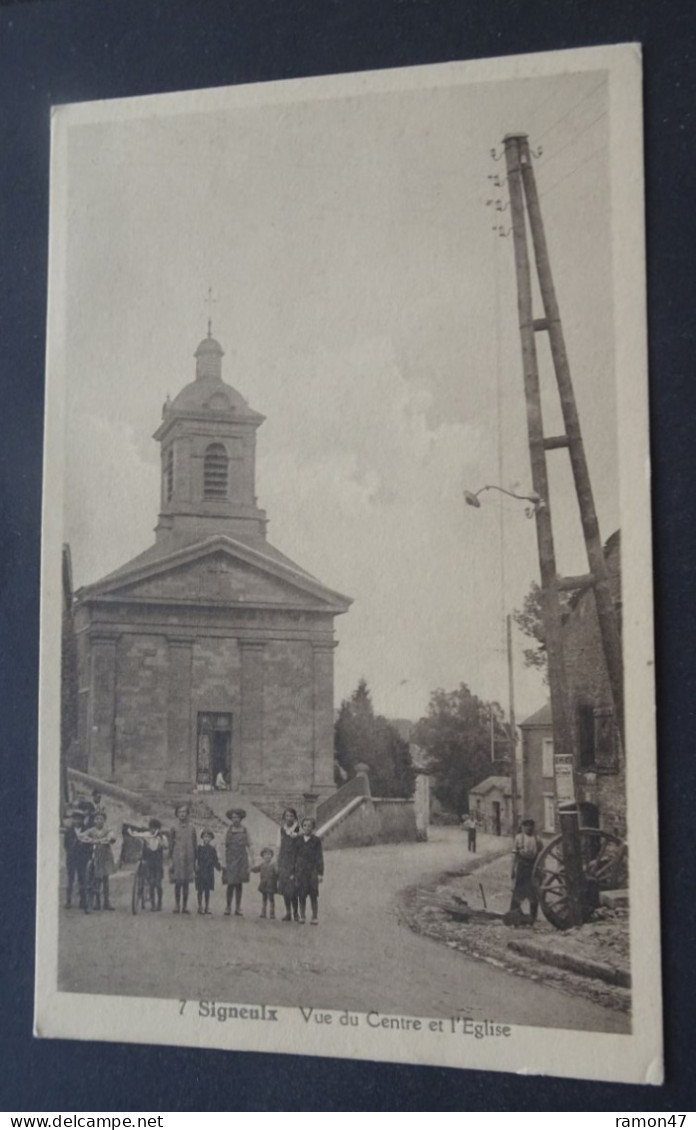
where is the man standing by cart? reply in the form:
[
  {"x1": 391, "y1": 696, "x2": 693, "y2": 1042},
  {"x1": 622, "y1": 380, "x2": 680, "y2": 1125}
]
[{"x1": 510, "y1": 817, "x2": 543, "y2": 923}]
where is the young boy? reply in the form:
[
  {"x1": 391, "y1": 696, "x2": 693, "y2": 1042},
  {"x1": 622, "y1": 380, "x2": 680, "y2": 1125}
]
[
  {"x1": 77, "y1": 810, "x2": 117, "y2": 911},
  {"x1": 195, "y1": 830, "x2": 221, "y2": 915},
  {"x1": 293, "y1": 818, "x2": 324, "y2": 925},
  {"x1": 62, "y1": 809, "x2": 88, "y2": 908},
  {"x1": 252, "y1": 847, "x2": 278, "y2": 919}
]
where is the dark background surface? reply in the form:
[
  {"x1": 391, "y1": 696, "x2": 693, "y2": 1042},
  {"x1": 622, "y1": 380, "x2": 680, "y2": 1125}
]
[{"x1": 1, "y1": 0, "x2": 694, "y2": 1112}]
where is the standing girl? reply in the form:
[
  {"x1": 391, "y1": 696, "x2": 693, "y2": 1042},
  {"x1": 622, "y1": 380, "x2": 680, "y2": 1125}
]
[
  {"x1": 169, "y1": 803, "x2": 197, "y2": 914},
  {"x1": 223, "y1": 808, "x2": 253, "y2": 916},
  {"x1": 277, "y1": 806, "x2": 300, "y2": 922}
]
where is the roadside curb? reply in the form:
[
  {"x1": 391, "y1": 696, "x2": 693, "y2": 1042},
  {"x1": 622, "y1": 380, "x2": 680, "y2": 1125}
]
[{"x1": 507, "y1": 938, "x2": 631, "y2": 988}]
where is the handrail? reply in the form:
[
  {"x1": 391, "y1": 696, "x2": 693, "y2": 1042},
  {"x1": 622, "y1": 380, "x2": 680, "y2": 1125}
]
[
  {"x1": 316, "y1": 795, "x2": 366, "y2": 840},
  {"x1": 315, "y1": 772, "x2": 370, "y2": 828}
]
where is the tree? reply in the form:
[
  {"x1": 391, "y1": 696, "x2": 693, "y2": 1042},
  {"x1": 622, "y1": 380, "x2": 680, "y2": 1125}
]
[
  {"x1": 413, "y1": 684, "x2": 509, "y2": 816},
  {"x1": 512, "y1": 582, "x2": 548, "y2": 677},
  {"x1": 334, "y1": 678, "x2": 415, "y2": 798},
  {"x1": 513, "y1": 581, "x2": 570, "y2": 681}
]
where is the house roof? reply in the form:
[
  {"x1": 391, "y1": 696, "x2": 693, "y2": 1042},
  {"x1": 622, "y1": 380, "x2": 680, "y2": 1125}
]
[
  {"x1": 519, "y1": 702, "x2": 553, "y2": 729},
  {"x1": 469, "y1": 775, "x2": 511, "y2": 796}
]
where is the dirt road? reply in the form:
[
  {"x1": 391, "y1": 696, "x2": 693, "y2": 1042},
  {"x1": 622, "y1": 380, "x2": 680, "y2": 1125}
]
[{"x1": 59, "y1": 828, "x2": 628, "y2": 1033}]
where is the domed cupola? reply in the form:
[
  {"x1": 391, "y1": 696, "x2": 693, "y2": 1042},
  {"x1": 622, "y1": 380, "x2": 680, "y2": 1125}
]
[
  {"x1": 194, "y1": 331, "x2": 224, "y2": 380},
  {"x1": 153, "y1": 325, "x2": 267, "y2": 549}
]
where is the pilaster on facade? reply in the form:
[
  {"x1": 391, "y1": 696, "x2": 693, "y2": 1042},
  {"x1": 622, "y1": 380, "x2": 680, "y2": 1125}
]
[
  {"x1": 88, "y1": 633, "x2": 118, "y2": 781},
  {"x1": 311, "y1": 639, "x2": 337, "y2": 791},
  {"x1": 166, "y1": 637, "x2": 193, "y2": 787},
  {"x1": 238, "y1": 639, "x2": 267, "y2": 788}
]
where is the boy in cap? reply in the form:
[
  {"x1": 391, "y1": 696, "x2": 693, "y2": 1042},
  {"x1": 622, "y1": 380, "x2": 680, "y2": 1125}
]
[
  {"x1": 195, "y1": 830, "x2": 221, "y2": 915},
  {"x1": 63, "y1": 809, "x2": 88, "y2": 908},
  {"x1": 510, "y1": 817, "x2": 543, "y2": 923},
  {"x1": 294, "y1": 817, "x2": 324, "y2": 925}
]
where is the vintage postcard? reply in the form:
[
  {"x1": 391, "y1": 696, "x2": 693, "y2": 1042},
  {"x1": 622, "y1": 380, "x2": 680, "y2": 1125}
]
[{"x1": 36, "y1": 44, "x2": 661, "y2": 1084}]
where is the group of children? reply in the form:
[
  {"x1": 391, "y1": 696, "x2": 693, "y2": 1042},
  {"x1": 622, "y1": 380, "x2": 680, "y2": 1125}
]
[
  {"x1": 63, "y1": 795, "x2": 325, "y2": 924},
  {"x1": 173, "y1": 805, "x2": 325, "y2": 925}
]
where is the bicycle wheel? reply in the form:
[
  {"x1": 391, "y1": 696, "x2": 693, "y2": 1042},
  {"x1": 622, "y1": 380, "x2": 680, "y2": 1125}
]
[{"x1": 131, "y1": 865, "x2": 142, "y2": 915}]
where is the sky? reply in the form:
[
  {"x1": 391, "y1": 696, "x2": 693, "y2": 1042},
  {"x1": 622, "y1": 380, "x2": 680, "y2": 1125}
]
[{"x1": 56, "y1": 60, "x2": 618, "y2": 724}]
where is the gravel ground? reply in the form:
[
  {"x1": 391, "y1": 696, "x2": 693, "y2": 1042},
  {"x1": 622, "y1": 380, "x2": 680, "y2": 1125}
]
[{"x1": 398, "y1": 849, "x2": 631, "y2": 1016}]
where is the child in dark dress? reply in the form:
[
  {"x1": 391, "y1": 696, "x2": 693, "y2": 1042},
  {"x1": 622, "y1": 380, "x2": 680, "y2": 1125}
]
[
  {"x1": 195, "y1": 830, "x2": 221, "y2": 915},
  {"x1": 294, "y1": 817, "x2": 324, "y2": 925},
  {"x1": 277, "y1": 807, "x2": 301, "y2": 922},
  {"x1": 252, "y1": 847, "x2": 278, "y2": 919}
]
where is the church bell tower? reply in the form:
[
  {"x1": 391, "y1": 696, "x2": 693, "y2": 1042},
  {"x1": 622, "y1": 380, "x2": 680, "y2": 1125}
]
[{"x1": 153, "y1": 326, "x2": 268, "y2": 548}]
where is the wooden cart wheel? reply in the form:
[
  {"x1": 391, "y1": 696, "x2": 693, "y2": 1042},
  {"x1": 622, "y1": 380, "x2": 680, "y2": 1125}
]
[{"x1": 533, "y1": 829, "x2": 628, "y2": 930}]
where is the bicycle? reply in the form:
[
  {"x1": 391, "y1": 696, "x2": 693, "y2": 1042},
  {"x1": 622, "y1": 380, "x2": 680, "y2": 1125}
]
[{"x1": 131, "y1": 850, "x2": 155, "y2": 915}]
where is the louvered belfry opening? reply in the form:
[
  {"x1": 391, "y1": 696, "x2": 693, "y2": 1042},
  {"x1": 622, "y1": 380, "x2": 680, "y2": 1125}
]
[{"x1": 203, "y1": 442, "x2": 229, "y2": 498}]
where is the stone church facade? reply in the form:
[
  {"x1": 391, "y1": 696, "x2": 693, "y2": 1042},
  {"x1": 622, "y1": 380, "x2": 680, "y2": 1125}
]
[{"x1": 74, "y1": 329, "x2": 351, "y2": 811}]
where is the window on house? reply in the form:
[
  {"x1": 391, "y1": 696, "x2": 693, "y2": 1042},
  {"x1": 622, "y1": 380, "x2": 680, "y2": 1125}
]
[
  {"x1": 543, "y1": 794, "x2": 555, "y2": 833},
  {"x1": 542, "y1": 737, "x2": 554, "y2": 778},
  {"x1": 164, "y1": 447, "x2": 174, "y2": 502},
  {"x1": 578, "y1": 704, "x2": 596, "y2": 768},
  {"x1": 203, "y1": 443, "x2": 228, "y2": 498}
]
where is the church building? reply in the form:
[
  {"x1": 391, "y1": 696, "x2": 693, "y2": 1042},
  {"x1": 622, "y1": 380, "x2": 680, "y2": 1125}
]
[{"x1": 73, "y1": 327, "x2": 351, "y2": 814}]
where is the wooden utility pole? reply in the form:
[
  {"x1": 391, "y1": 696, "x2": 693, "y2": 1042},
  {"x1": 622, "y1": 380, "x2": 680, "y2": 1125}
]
[
  {"x1": 503, "y1": 137, "x2": 576, "y2": 768},
  {"x1": 507, "y1": 614, "x2": 519, "y2": 835},
  {"x1": 503, "y1": 132, "x2": 585, "y2": 926},
  {"x1": 518, "y1": 137, "x2": 624, "y2": 742}
]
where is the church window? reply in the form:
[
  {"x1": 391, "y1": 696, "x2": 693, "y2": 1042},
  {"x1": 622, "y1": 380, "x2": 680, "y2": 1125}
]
[
  {"x1": 204, "y1": 443, "x2": 229, "y2": 498},
  {"x1": 165, "y1": 448, "x2": 174, "y2": 502}
]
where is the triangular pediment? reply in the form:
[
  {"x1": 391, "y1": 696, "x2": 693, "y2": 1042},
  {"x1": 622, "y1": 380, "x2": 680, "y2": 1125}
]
[{"x1": 79, "y1": 536, "x2": 351, "y2": 614}]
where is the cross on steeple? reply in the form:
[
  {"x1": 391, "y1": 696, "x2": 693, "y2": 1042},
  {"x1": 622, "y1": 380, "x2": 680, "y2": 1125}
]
[{"x1": 204, "y1": 286, "x2": 218, "y2": 337}]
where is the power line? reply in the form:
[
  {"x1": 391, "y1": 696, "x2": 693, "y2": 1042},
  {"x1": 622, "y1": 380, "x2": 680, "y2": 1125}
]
[
  {"x1": 528, "y1": 83, "x2": 571, "y2": 132},
  {"x1": 538, "y1": 146, "x2": 605, "y2": 200},
  {"x1": 535, "y1": 78, "x2": 607, "y2": 144},
  {"x1": 540, "y1": 110, "x2": 608, "y2": 169}
]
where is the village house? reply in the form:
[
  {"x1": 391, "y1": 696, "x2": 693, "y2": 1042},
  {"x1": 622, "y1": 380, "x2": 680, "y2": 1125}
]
[
  {"x1": 519, "y1": 703, "x2": 555, "y2": 833},
  {"x1": 72, "y1": 328, "x2": 351, "y2": 817},
  {"x1": 468, "y1": 775, "x2": 514, "y2": 836},
  {"x1": 520, "y1": 531, "x2": 625, "y2": 837}
]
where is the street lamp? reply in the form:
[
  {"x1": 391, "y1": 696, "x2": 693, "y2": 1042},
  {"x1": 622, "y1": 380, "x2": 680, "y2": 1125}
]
[
  {"x1": 463, "y1": 484, "x2": 544, "y2": 518},
  {"x1": 465, "y1": 477, "x2": 586, "y2": 927},
  {"x1": 462, "y1": 481, "x2": 536, "y2": 837}
]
